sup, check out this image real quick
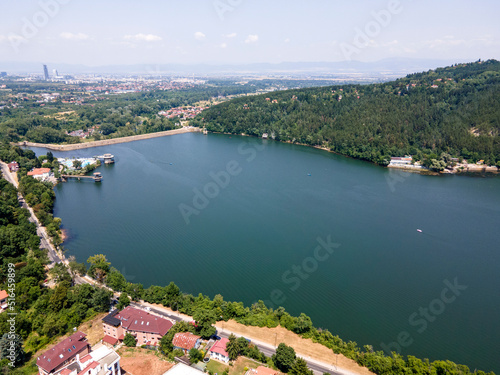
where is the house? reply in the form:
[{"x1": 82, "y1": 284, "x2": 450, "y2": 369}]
[
  {"x1": 36, "y1": 331, "x2": 90, "y2": 375},
  {"x1": 172, "y1": 332, "x2": 201, "y2": 353},
  {"x1": 0, "y1": 290, "x2": 8, "y2": 312},
  {"x1": 389, "y1": 156, "x2": 413, "y2": 166},
  {"x1": 102, "y1": 306, "x2": 173, "y2": 347},
  {"x1": 27, "y1": 167, "x2": 52, "y2": 180},
  {"x1": 262, "y1": 133, "x2": 268, "y2": 139},
  {"x1": 253, "y1": 366, "x2": 279, "y2": 375},
  {"x1": 208, "y1": 337, "x2": 229, "y2": 363},
  {"x1": 50, "y1": 344, "x2": 121, "y2": 375},
  {"x1": 163, "y1": 362, "x2": 204, "y2": 375},
  {"x1": 8, "y1": 161, "x2": 19, "y2": 172}
]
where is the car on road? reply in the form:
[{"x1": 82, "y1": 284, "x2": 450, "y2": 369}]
[{"x1": 210, "y1": 334, "x2": 221, "y2": 340}]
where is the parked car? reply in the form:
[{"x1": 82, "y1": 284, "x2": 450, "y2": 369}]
[{"x1": 210, "y1": 334, "x2": 221, "y2": 341}]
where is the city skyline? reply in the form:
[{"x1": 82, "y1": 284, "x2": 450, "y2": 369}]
[{"x1": 0, "y1": 0, "x2": 499, "y2": 67}]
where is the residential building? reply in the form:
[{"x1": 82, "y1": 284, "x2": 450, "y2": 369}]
[
  {"x1": 102, "y1": 306, "x2": 173, "y2": 347},
  {"x1": 8, "y1": 161, "x2": 19, "y2": 172},
  {"x1": 208, "y1": 337, "x2": 230, "y2": 363},
  {"x1": 172, "y1": 332, "x2": 201, "y2": 353},
  {"x1": 51, "y1": 344, "x2": 121, "y2": 375},
  {"x1": 389, "y1": 156, "x2": 413, "y2": 166},
  {"x1": 36, "y1": 331, "x2": 90, "y2": 375},
  {"x1": 0, "y1": 290, "x2": 8, "y2": 312},
  {"x1": 27, "y1": 167, "x2": 52, "y2": 180}
]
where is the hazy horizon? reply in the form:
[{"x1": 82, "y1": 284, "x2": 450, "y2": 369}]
[{"x1": 1, "y1": 0, "x2": 499, "y2": 67}]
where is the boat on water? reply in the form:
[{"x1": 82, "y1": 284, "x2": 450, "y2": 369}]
[{"x1": 417, "y1": 229, "x2": 423, "y2": 233}]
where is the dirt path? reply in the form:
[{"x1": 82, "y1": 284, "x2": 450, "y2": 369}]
[
  {"x1": 18, "y1": 127, "x2": 202, "y2": 151},
  {"x1": 216, "y1": 320, "x2": 374, "y2": 375}
]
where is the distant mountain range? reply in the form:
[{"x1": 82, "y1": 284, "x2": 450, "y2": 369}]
[{"x1": 0, "y1": 58, "x2": 474, "y2": 76}]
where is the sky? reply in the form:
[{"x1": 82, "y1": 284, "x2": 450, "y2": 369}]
[{"x1": 0, "y1": 0, "x2": 499, "y2": 67}]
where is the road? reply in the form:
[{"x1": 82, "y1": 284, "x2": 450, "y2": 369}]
[
  {"x1": 1, "y1": 160, "x2": 62, "y2": 265},
  {"x1": 129, "y1": 302, "x2": 349, "y2": 375}
]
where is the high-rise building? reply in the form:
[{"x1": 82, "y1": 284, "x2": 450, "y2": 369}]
[
  {"x1": 43, "y1": 64, "x2": 49, "y2": 80},
  {"x1": 53, "y1": 69, "x2": 59, "y2": 77}
]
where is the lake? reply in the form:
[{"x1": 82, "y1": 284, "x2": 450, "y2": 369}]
[{"x1": 31, "y1": 132, "x2": 500, "y2": 372}]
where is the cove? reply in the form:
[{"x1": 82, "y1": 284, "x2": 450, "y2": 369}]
[{"x1": 30, "y1": 132, "x2": 500, "y2": 373}]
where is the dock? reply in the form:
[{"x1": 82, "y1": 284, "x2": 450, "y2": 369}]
[
  {"x1": 95, "y1": 153, "x2": 115, "y2": 164},
  {"x1": 61, "y1": 172, "x2": 102, "y2": 182}
]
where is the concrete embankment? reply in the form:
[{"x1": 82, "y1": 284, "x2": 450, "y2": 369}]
[{"x1": 18, "y1": 127, "x2": 202, "y2": 151}]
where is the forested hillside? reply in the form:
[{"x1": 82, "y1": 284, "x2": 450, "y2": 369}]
[{"x1": 197, "y1": 60, "x2": 500, "y2": 166}]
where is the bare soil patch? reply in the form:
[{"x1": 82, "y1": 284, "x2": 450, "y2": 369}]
[
  {"x1": 215, "y1": 320, "x2": 374, "y2": 375},
  {"x1": 117, "y1": 347, "x2": 174, "y2": 375}
]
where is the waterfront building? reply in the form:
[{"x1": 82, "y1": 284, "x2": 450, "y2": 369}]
[{"x1": 102, "y1": 306, "x2": 173, "y2": 347}]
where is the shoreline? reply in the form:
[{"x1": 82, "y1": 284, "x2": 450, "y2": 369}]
[
  {"x1": 212, "y1": 132, "x2": 499, "y2": 176},
  {"x1": 17, "y1": 126, "x2": 201, "y2": 151}
]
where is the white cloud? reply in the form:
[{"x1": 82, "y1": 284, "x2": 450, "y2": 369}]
[
  {"x1": 224, "y1": 33, "x2": 237, "y2": 38},
  {"x1": 60, "y1": 32, "x2": 89, "y2": 41},
  {"x1": 124, "y1": 33, "x2": 162, "y2": 42},
  {"x1": 220, "y1": 43, "x2": 227, "y2": 49},
  {"x1": 0, "y1": 35, "x2": 6, "y2": 43},
  {"x1": 284, "y1": 38, "x2": 290, "y2": 43},
  {"x1": 245, "y1": 34, "x2": 259, "y2": 44},
  {"x1": 194, "y1": 32, "x2": 206, "y2": 41}
]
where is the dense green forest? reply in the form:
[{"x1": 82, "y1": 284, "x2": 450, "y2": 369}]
[
  {"x1": 0, "y1": 78, "x2": 334, "y2": 145},
  {"x1": 197, "y1": 60, "x2": 500, "y2": 166}
]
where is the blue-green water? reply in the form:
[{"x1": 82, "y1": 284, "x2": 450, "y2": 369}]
[{"x1": 32, "y1": 133, "x2": 500, "y2": 372}]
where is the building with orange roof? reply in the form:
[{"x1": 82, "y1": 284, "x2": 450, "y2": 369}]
[{"x1": 172, "y1": 332, "x2": 201, "y2": 353}]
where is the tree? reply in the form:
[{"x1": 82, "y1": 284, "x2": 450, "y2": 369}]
[
  {"x1": 87, "y1": 254, "x2": 111, "y2": 282},
  {"x1": 0, "y1": 333, "x2": 25, "y2": 367},
  {"x1": 123, "y1": 332, "x2": 136, "y2": 347},
  {"x1": 106, "y1": 268, "x2": 127, "y2": 291},
  {"x1": 272, "y1": 343, "x2": 296, "y2": 373},
  {"x1": 289, "y1": 358, "x2": 313, "y2": 375},
  {"x1": 225, "y1": 334, "x2": 240, "y2": 361},
  {"x1": 116, "y1": 293, "x2": 130, "y2": 310},
  {"x1": 189, "y1": 348, "x2": 204, "y2": 364},
  {"x1": 192, "y1": 309, "x2": 216, "y2": 339},
  {"x1": 72, "y1": 160, "x2": 82, "y2": 169},
  {"x1": 69, "y1": 260, "x2": 86, "y2": 276},
  {"x1": 49, "y1": 263, "x2": 72, "y2": 284},
  {"x1": 90, "y1": 288, "x2": 112, "y2": 312}
]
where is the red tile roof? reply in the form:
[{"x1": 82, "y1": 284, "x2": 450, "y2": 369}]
[
  {"x1": 0, "y1": 290, "x2": 8, "y2": 300},
  {"x1": 79, "y1": 354, "x2": 93, "y2": 363},
  {"x1": 27, "y1": 167, "x2": 51, "y2": 176},
  {"x1": 115, "y1": 306, "x2": 173, "y2": 336},
  {"x1": 172, "y1": 332, "x2": 200, "y2": 350},
  {"x1": 209, "y1": 337, "x2": 229, "y2": 358},
  {"x1": 102, "y1": 335, "x2": 119, "y2": 346},
  {"x1": 59, "y1": 369, "x2": 72, "y2": 375},
  {"x1": 36, "y1": 331, "x2": 89, "y2": 374}
]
